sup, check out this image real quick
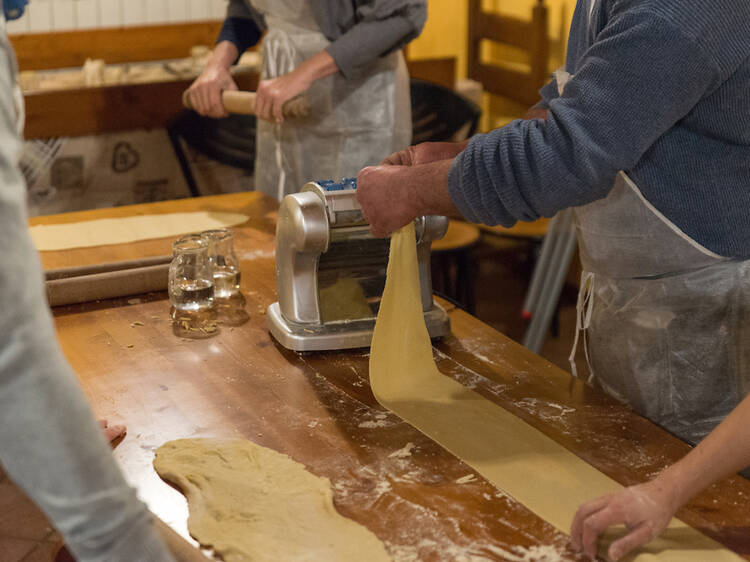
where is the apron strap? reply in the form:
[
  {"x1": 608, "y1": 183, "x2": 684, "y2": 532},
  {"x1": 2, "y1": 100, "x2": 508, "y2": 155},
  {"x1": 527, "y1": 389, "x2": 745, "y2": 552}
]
[{"x1": 569, "y1": 270, "x2": 595, "y2": 382}]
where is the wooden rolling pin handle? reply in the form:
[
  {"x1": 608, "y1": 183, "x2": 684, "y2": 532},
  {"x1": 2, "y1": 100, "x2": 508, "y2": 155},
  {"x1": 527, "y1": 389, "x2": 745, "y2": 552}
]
[
  {"x1": 183, "y1": 89, "x2": 310, "y2": 118},
  {"x1": 182, "y1": 89, "x2": 255, "y2": 114},
  {"x1": 220, "y1": 90, "x2": 257, "y2": 115}
]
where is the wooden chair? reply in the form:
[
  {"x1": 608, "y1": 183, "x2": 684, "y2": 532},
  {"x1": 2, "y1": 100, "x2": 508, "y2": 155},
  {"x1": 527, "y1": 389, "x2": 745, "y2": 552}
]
[
  {"x1": 467, "y1": 0, "x2": 552, "y2": 245},
  {"x1": 468, "y1": 0, "x2": 550, "y2": 109},
  {"x1": 466, "y1": 1, "x2": 577, "y2": 341}
]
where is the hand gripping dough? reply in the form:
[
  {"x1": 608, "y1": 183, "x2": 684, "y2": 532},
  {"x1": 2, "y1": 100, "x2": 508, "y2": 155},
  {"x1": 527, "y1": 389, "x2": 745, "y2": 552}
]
[
  {"x1": 154, "y1": 438, "x2": 391, "y2": 562},
  {"x1": 368, "y1": 224, "x2": 742, "y2": 562}
]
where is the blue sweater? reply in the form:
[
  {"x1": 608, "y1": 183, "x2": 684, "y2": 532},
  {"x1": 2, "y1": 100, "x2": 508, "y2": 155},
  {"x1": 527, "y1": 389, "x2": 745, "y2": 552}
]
[{"x1": 449, "y1": 0, "x2": 750, "y2": 258}]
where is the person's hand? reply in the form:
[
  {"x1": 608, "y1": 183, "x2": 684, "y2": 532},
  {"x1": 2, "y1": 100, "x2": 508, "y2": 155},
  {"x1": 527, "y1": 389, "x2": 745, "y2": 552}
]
[
  {"x1": 187, "y1": 65, "x2": 238, "y2": 118},
  {"x1": 570, "y1": 480, "x2": 680, "y2": 561},
  {"x1": 357, "y1": 165, "x2": 418, "y2": 238},
  {"x1": 98, "y1": 419, "x2": 126, "y2": 446},
  {"x1": 357, "y1": 159, "x2": 455, "y2": 238},
  {"x1": 255, "y1": 68, "x2": 312, "y2": 124},
  {"x1": 382, "y1": 141, "x2": 469, "y2": 166}
]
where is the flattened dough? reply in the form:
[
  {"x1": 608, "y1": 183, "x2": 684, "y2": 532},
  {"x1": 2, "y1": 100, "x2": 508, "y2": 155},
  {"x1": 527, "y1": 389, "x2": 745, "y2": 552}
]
[
  {"x1": 369, "y1": 223, "x2": 742, "y2": 562},
  {"x1": 30, "y1": 211, "x2": 248, "y2": 251},
  {"x1": 319, "y1": 277, "x2": 373, "y2": 323},
  {"x1": 154, "y1": 438, "x2": 390, "y2": 562}
]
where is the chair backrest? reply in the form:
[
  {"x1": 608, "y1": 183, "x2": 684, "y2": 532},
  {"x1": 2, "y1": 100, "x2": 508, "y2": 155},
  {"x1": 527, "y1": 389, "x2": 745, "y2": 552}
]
[
  {"x1": 410, "y1": 79, "x2": 481, "y2": 144},
  {"x1": 468, "y1": 0, "x2": 550, "y2": 108},
  {"x1": 168, "y1": 112, "x2": 257, "y2": 171}
]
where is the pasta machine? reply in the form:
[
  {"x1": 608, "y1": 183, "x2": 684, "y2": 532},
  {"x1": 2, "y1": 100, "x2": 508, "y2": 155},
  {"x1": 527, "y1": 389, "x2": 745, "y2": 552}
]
[{"x1": 267, "y1": 178, "x2": 451, "y2": 351}]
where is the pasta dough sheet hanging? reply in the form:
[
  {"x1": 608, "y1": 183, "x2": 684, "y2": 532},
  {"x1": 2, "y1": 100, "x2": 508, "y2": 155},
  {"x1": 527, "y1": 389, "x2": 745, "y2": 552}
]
[{"x1": 368, "y1": 223, "x2": 741, "y2": 562}]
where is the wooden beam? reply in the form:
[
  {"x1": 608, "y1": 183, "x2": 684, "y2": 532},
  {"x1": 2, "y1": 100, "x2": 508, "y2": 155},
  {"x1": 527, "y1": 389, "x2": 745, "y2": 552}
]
[
  {"x1": 476, "y1": 12, "x2": 534, "y2": 50},
  {"x1": 10, "y1": 21, "x2": 224, "y2": 71},
  {"x1": 23, "y1": 72, "x2": 259, "y2": 139}
]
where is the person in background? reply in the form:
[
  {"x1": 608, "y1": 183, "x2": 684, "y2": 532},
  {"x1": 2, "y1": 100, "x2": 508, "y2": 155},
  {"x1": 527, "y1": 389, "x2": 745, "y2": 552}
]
[
  {"x1": 0, "y1": 4, "x2": 204, "y2": 560},
  {"x1": 187, "y1": 0, "x2": 425, "y2": 201},
  {"x1": 571, "y1": 392, "x2": 750, "y2": 560}
]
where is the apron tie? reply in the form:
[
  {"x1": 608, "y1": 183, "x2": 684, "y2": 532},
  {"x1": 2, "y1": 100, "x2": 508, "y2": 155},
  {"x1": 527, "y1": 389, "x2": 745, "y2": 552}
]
[
  {"x1": 263, "y1": 30, "x2": 295, "y2": 200},
  {"x1": 274, "y1": 124, "x2": 286, "y2": 201},
  {"x1": 569, "y1": 270, "x2": 595, "y2": 382}
]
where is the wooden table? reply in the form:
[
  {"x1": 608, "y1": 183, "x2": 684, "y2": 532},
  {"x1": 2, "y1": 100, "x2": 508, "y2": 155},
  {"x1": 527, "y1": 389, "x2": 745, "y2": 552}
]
[{"x1": 33, "y1": 192, "x2": 750, "y2": 561}]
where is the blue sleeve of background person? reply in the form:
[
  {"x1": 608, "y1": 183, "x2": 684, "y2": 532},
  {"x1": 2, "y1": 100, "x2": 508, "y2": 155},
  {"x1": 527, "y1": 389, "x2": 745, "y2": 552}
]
[
  {"x1": 448, "y1": 9, "x2": 719, "y2": 226},
  {"x1": 217, "y1": 17, "x2": 263, "y2": 56},
  {"x1": 219, "y1": 0, "x2": 265, "y2": 62}
]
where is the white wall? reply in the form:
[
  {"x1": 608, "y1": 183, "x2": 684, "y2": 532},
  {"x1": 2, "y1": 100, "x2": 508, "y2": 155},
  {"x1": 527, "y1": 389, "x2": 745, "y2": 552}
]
[{"x1": 6, "y1": 0, "x2": 227, "y2": 34}]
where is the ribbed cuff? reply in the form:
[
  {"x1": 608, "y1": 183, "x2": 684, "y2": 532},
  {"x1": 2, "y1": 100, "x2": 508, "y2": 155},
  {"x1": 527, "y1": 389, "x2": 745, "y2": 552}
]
[
  {"x1": 448, "y1": 153, "x2": 479, "y2": 222},
  {"x1": 448, "y1": 136, "x2": 516, "y2": 226}
]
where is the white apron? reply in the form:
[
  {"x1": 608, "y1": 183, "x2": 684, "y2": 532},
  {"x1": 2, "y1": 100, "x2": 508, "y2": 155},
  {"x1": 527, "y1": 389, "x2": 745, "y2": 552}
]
[
  {"x1": 572, "y1": 173, "x2": 750, "y2": 445},
  {"x1": 249, "y1": 0, "x2": 412, "y2": 200},
  {"x1": 568, "y1": 0, "x2": 750, "y2": 445}
]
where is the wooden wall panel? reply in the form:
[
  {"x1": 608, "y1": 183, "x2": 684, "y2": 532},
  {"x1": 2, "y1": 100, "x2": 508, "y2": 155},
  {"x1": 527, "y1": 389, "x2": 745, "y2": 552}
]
[
  {"x1": 23, "y1": 72, "x2": 259, "y2": 139},
  {"x1": 6, "y1": 0, "x2": 225, "y2": 33},
  {"x1": 10, "y1": 21, "x2": 223, "y2": 71}
]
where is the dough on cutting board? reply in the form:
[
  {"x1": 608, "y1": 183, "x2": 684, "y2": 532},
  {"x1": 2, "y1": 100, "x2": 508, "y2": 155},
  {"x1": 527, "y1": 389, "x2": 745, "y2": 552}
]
[
  {"x1": 368, "y1": 223, "x2": 742, "y2": 562},
  {"x1": 29, "y1": 211, "x2": 248, "y2": 251},
  {"x1": 154, "y1": 438, "x2": 391, "y2": 562}
]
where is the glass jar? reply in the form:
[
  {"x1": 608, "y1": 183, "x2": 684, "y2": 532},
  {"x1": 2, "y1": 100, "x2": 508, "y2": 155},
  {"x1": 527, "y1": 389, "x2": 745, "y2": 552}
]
[
  {"x1": 201, "y1": 228, "x2": 241, "y2": 300},
  {"x1": 169, "y1": 234, "x2": 215, "y2": 311}
]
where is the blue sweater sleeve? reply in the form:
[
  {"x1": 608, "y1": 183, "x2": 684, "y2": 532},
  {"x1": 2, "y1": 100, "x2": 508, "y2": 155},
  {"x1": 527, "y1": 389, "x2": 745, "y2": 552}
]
[
  {"x1": 217, "y1": 16, "x2": 263, "y2": 56},
  {"x1": 449, "y1": 10, "x2": 719, "y2": 226}
]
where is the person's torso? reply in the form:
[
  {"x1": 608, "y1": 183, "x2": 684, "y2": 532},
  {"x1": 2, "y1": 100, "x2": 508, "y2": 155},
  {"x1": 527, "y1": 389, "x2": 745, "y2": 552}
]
[
  {"x1": 246, "y1": 0, "x2": 357, "y2": 41},
  {"x1": 565, "y1": 0, "x2": 750, "y2": 258}
]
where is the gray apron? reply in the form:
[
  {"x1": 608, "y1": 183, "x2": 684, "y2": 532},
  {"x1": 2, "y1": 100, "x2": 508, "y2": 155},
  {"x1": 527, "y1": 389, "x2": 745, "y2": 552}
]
[
  {"x1": 249, "y1": 0, "x2": 412, "y2": 200},
  {"x1": 572, "y1": 172, "x2": 750, "y2": 444}
]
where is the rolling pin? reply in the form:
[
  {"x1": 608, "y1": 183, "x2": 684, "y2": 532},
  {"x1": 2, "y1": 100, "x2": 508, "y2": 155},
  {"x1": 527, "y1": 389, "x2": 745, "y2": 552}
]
[
  {"x1": 45, "y1": 256, "x2": 171, "y2": 307},
  {"x1": 182, "y1": 89, "x2": 310, "y2": 118}
]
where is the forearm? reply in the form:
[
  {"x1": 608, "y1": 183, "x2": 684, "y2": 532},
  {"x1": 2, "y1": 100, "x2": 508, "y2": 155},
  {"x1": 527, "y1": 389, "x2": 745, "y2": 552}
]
[
  {"x1": 206, "y1": 41, "x2": 239, "y2": 73},
  {"x1": 410, "y1": 159, "x2": 461, "y2": 217},
  {"x1": 656, "y1": 394, "x2": 750, "y2": 508},
  {"x1": 357, "y1": 159, "x2": 459, "y2": 237},
  {"x1": 297, "y1": 50, "x2": 339, "y2": 83}
]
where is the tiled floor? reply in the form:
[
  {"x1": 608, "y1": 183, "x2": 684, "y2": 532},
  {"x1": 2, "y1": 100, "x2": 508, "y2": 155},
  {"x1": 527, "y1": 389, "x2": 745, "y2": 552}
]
[
  {"x1": 0, "y1": 235, "x2": 578, "y2": 562},
  {"x1": 0, "y1": 467, "x2": 62, "y2": 562}
]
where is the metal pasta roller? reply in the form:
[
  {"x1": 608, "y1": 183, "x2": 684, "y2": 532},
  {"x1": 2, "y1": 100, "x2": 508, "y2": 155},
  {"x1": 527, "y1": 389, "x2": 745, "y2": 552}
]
[{"x1": 267, "y1": 178, "x2": 451, "y2": 351}]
